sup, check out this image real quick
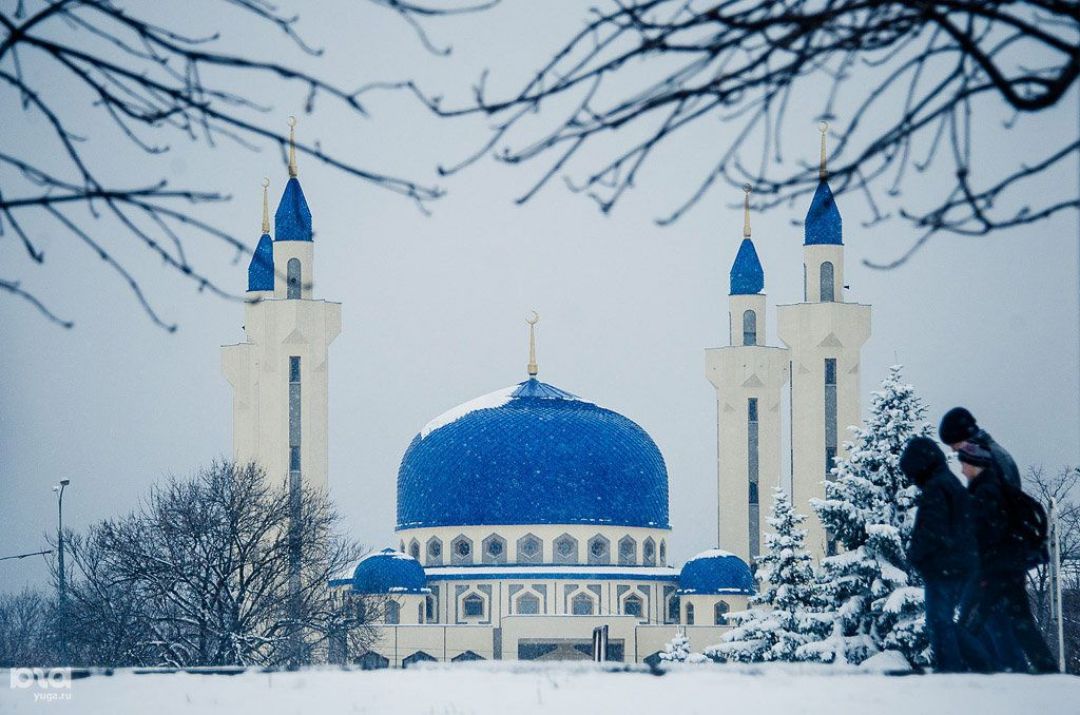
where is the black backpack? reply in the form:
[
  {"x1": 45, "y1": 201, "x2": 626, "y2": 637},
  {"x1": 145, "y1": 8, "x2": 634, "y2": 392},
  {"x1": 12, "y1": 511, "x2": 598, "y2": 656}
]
[{"x1": 1001, "y1": 480, "x2": 1050, "y2": 567}]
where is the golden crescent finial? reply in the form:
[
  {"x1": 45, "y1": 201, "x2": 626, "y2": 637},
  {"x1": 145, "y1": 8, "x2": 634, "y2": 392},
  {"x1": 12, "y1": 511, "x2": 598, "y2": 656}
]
[
  {"x1": 818, "y1": 121, "x2": 829, "y2": 180},
  {"x1": 287, "y1": 116, "x2": 298, "y2": 178},
  {"x1": 742, "y1": 184, "x2": 752, "y2": 239},
  {"x1": 261, "y1": 178, "x2": 270, "y2": 234},
  {"x1": 526, "y1": 310, "x2": 540, "y2": 377}
]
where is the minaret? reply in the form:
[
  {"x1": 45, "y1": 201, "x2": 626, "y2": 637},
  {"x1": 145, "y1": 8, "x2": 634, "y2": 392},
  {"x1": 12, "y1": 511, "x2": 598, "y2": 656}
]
[
  {"x1": 705, "y1": 186, "x2": 790, "y2": 563},
  {"x1": 222, "y1": 118, "x2": 342, "y2": 492},
  {"x1": 776, "y1": 124, "x2": 871, "y2": 557}
]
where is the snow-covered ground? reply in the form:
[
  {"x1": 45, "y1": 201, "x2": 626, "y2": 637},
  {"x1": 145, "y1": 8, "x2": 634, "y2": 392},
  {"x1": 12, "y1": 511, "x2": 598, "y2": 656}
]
[{"x1": 4, "y1": 662, "x2": 1078, "y2": 714}]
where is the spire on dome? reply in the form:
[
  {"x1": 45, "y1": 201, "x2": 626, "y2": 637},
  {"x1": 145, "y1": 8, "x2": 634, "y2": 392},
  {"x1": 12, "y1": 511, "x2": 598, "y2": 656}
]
[
  {"x1": 261, "y1": 177, "x2": 270, "y2": 234},
  {"x1": 526, "y1": 311, "x2": 539, "y2": 377},
  {"x1": 287, "y1": 115, "x2": 298, "y2": 178},
  {"x1": 275, "y1": 116, "x2": 313, "y2": 242},
  {"x1": 742, "y1": 183, "x2": 752, "y2": 238},
  {"x1": 248, "y1": 180, "x2": 274, "y2": 291},
  {"x1": 805, "y1": 123, "x2": 843, "y2": 246}
]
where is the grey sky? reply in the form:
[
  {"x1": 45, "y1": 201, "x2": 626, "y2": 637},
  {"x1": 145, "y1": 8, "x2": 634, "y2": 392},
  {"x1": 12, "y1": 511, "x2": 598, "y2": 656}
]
[{"x1": 2, "y1": 1, "x2": 1078, "y2": 591}]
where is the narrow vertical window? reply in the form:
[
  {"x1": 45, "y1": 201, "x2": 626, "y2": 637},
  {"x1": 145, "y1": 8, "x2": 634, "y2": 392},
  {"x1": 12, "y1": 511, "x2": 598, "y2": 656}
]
[
  {"x1": 825, "y1": 358, "x2": 838, "y2": 556},
  {"x1": 685, "y1": 603, "x2": 695, "y2": 625},
  {"x1": 289, "y1": 356, "x2": 301, "y2": 477},
  {"x1": 820, "y1": 261, "x2": 835, "y2": 302},
  {"x1": 742, "y1": 309, "x2": 757, "y2": 346},
  {"x1": 287, "y1": 258, "x2": 301, "y2": 299},
  {"x1": 747, "y1": 397, "x2": 760, "y2": 559}
]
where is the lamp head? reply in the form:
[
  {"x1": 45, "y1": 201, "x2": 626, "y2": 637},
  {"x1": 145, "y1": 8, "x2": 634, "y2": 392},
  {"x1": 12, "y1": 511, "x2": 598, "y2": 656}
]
[{"x1": 60, "y1": 479, "x2": 70, "y2": 487}]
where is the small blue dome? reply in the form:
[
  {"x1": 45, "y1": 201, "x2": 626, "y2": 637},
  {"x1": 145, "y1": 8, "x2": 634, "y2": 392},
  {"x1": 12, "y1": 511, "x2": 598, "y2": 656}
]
[
  {"x1": 804, "y1": 180, "x2": 842, "y2": 246},
  {"x1": 677, "y1": 550, "x2": 755, "y2": 595},
  {"x1": 351, "y1": 549, "x2": 429, "y2": 595},
  {"x1": 274, "y1": 177, "x2": 312, "y2": 242},
  {"x1": 729, "y1": 238, "x2": 764, "y2": 295},
  {"x1": 397, "y1": 379, "x2": 670, "y2": 530},
  {"x1": 247, "y1": 233, "x2": 274, "y2": 292}
]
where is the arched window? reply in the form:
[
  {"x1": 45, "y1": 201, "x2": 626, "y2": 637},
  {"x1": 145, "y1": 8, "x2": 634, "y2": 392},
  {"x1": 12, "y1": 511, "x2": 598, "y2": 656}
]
[
  {"x1": 385, "y1": 600, "x2": 400, "y2": 625},
  {"x1": 820, "y1": 261, "x2": 835, "y2": 302},
  {"x1": 666, "y1": 594, "x2": 679, "y2": 624},
  {"x1": 517, "y1": 534, "x2": 542, "y2": 564},
  {"x1": 425, "y1": 595, "x2": 438, "y2": 623},
  {"x1": 554, "y1": 534, "x2": 578, "y2": 564},
  {"x1": 659, "y1": 540, "x2": 667, "y2": 565},
  {"x1": 571, "y1": 593, "x2": 595, "y2": 616},
  {"x1": 714, "y1": 600, "x2": 730, "y2": 625},
  {"x1": 462, "y1": 594, "x2": 484, "y2": 618},
  {"x1": 643, "y1": 538, "x2": 656, "y2": 566},
  {"x1": 588, "y1": 535, "x2": 610, "y2": 565},
  {"x1": 418, "y1": 602, "x2": 425, "y2": 624},
  {"x1": 286, "y1": 258, "x2": 301, "y2": 299},
  {"x1": 685, "y1": 602, "x2": 695, "y2": 625},
  {"x1": 482, "y1": 534, "x2": 507, "y2": 564},
  {"x1": 408, "y1": 540, "x2": 420, "y2": 561},
  {"x1": 451, "y1": 535, "x2": 473, "y2": 565},
  {"x1": 742, "y1": 309, "x2": 757, "y2": 346},
  {"x1": 618, "y1": 536, "x2": 637, "y2": 566},
  {"x1": 516, "y1": 593, "x2": 541, "y2": 615},
  {"x1": 426, "y1": 537, "x2": 443, "y2": 566},
  {"x1": 623, "y1": 594, "x2": 644, "y2": 618}
]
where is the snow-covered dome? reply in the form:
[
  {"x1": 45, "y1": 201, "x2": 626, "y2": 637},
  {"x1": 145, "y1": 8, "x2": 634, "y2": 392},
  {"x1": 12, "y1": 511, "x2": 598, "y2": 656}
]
[
  {"x1": 349, "y1": 549, "x2": 429, "y2": 595},
  {"x1": 677, "y1": 550, "x2": 755, "y2": 595},
  {"x1": 396, "y1": 378, "x2": 670, "y2": 530}
]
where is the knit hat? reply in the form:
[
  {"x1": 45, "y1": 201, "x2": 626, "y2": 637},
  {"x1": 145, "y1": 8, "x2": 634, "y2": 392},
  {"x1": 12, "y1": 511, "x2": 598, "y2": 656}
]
[
  {"x1": 939, "y1": 407, "x2": 979, "y2": 445},
  {"x1": 957, "y1": 443, "x2": 993, "y2": 468}
]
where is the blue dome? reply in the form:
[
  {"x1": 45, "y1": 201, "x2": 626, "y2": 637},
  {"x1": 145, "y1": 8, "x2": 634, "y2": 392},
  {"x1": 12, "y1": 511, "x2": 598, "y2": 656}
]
[
  {"x1": 397, "y1": 379, "x2": 670, "y2": 530},
  {"x1": 247, "y1": 233, "x2": 274, "y2": 292},
  {"x1": 804, "y1": 180, "x2": 842, "y2": 245},
  {"x1": 274, "y1": 177, "x2": 312, "y2": 242},
  {"x1": 729, "y1": 238, "x2": 764, "y2": 295},
  {"x1": 677, "y1": 550, "x2": 755, "y2": 595},
  {"x1": 350, "y1": 549, "x2": 429, "y2": 595}
]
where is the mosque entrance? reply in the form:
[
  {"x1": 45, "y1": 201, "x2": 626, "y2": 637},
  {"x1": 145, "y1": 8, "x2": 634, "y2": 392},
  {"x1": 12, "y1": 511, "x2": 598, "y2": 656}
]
[{"x1": 517, "y1": 638, "x2": 624, "y2": 662}]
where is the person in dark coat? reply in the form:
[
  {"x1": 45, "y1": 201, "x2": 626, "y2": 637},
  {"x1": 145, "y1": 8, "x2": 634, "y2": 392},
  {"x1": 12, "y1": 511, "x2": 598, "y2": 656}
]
[
  {"x1": 939, "y1": 407, "x2": 1021, "y2": 489},
  {"x1": 957, "y1": 443, "x2": 1057, "y2": 673},
  {"x1": 900, "y1": 436, "x2": 980, "y2": 672}
]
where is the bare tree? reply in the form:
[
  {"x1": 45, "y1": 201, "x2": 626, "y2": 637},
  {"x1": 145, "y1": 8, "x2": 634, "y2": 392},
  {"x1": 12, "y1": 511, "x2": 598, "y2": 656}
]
[
  {"x1": 408, "y1": 1, "x2": 1078, "y2": 265},
  {"x1": 0, "y1": 0, "x2": 489, "y2": 330},
  {"x1": 0, "y1": 588, "x2": 55, "y2": 667},
  {"x1": 1024, "y1": 464, "x2": 1080, "y2": 673},
  {"x1": 49, "y1": 461, "x2": 376, "y2": 667}
]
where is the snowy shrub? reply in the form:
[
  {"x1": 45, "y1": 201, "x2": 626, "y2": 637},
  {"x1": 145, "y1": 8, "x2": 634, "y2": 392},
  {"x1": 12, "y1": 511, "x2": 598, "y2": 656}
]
[{"x1": 659, "y1": 631, "x2": 708, "y2": 663}]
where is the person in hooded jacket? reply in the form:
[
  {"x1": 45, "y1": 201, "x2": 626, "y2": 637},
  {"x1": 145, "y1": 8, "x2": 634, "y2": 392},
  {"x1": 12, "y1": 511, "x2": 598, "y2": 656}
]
[
  {"x1": 939, "y1": 407, "x2": 1021, "y2": 489},
  {"x1": 957, "y1": 443, "x2": 1057, "y2": 673},
  {"x1": 900, "y1": 436, "x2": 981, "y2": 672}
]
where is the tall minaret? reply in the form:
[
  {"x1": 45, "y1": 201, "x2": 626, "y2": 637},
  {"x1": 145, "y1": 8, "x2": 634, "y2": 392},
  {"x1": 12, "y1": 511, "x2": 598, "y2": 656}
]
[
  {"x1": 222, "y1": 118, "x2": 342, "y2": 493},
  {"x1": 706, "y1": 187, "x2": 790, "y2": 563},
  {"x1": 777, "y1": 124, "x2": 871, "y2": 557}
]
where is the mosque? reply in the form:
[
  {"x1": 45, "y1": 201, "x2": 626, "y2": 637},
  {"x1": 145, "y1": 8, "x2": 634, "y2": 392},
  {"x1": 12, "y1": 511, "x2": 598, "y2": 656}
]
[{"x1": 221, "y1": 122, "x2": 871, "y2": 666}]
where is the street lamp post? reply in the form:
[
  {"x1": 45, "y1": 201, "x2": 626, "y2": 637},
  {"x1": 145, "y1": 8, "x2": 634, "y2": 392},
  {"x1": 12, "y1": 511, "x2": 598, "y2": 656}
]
[{"x1": 54, "y1": 479, "x2": 70, "y2": 663}]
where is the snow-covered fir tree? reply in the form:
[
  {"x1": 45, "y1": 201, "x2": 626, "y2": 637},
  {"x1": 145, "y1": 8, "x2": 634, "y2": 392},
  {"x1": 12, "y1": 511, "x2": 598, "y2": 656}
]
[
  {"x1": 706, "y1": 487, "x2": 824, "y2": 663},
  {"x1": 797, "y1": 365, "x2": 931, "y2": 666},
  {"x1": 659, "y1": 629, "x2": 708, "y2": 663}
]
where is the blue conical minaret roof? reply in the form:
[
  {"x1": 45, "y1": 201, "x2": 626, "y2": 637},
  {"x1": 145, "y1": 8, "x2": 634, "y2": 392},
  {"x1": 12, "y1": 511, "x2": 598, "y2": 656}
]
[
  {"x1": 275, "y1": 177, "x2": 312, "y2": 242},
  {"x1": 247, "y1": 233, "x2": 275, "y2": 291},
  {"x1": 804, "y1": 180, "x2": 842, "y2": 246},
  {"x1": 729, "y1": 238, "x2": 764, "y2": 295}
]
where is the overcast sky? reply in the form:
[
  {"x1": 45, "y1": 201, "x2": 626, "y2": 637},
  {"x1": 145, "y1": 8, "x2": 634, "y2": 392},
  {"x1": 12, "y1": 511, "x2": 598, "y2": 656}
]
[{"x1": 2, "y1": 1, "x2": 1078, "y2": 591}]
